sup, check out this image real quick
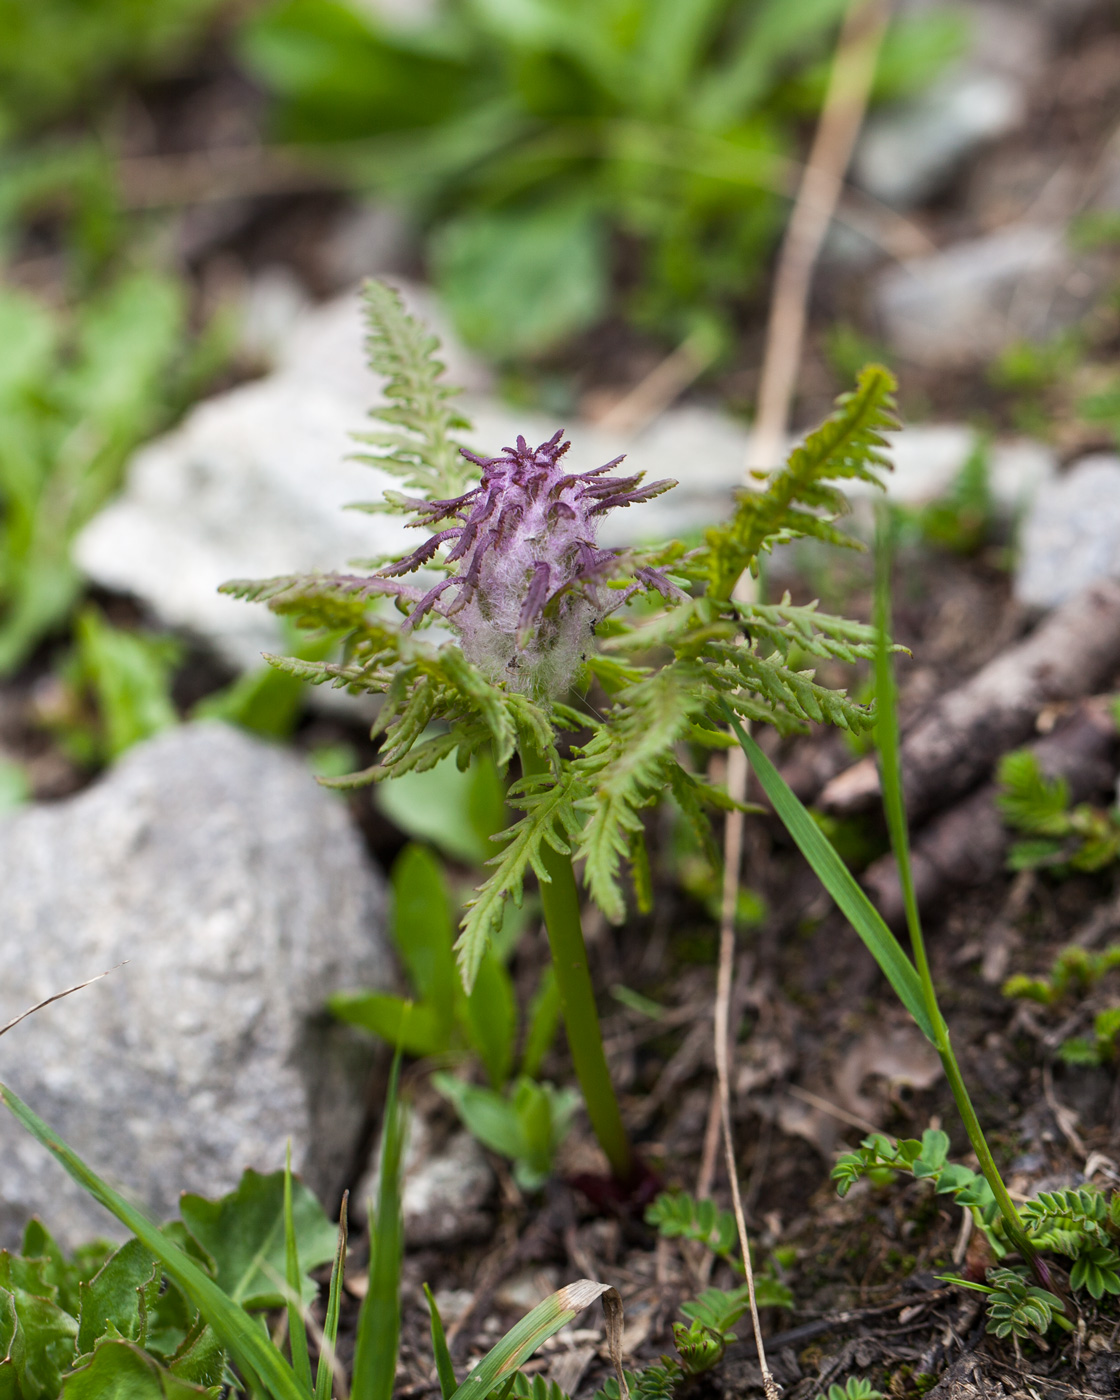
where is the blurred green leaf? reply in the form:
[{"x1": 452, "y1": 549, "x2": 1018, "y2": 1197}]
[
  {"x1": 466, "y1": 952, "x2": 517, "y2": 1089},
  {"x1": 376, "y1": 751, "x2": 506, "y2": 865},
  {"x1": 432, "y1": 200, "x2": 608, "y2": 359},
  {"x1": 433, "y1": 1073, "x2": 578, "y2": 1190}
]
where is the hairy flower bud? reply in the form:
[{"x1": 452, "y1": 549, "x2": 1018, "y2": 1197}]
[{"x1": 381, "y1": 430, "x2": 677, "y2": 697}]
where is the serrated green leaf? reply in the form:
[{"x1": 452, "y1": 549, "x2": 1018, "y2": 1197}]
[
  {"x1": 178, "y1": 1170, "x2": 337, "y2": 1311},
  {"x1": 76, "y1": 1237, "x2": 160, "y2": 1354}
]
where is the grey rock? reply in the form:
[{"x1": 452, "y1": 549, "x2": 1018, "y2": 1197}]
[
  {"x1": 874, "y1": 223, "x2": 1095, "y2": 366},
  {"x1": 1015, "y1": 454, "x2": 1120, "y2": 609},
  {"x1": 854, "y1": 2, "x2": 1044, "y2": 210},
  {"x1": 321, "y1": 202, "x2": 413, "y2": 291},
  {"x1": 0, "y1": 722, "x2": 390, "y2": 1249},
  {"x1": 855, "y1": 69, "x2": 1025, "y2": 209}
]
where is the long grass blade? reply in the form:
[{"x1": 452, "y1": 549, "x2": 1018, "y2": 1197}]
[
  {"x1": 448, "y1": 1281, "x2": 626, "y2": 1400},
  {"x1": 873, "y1": 509, "x2": 938, "y2": 1016},
  {"x1": 351, "y1": 1052, "x2": 405, "y2": 1400},
  {"x1": 284, "y1": 1145, "x2": 314, "y2": 1394},
  {"x1": 315, "y1": 1193, "x2": 349, "y2": 1400},
  {"x1": 722, "y1": 706, "x2": 935, "y2": 1043},
  {"x1": 0, "y1": 1081, "x2": 306, "y2": 1400},
  {"x1": 423, "y1": 1283, "x2": 458, "y2": 1400}
]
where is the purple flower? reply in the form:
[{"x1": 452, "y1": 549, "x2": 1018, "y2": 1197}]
[{"x1": 381, "y1": 430, "x2": 678, "y2": 697}]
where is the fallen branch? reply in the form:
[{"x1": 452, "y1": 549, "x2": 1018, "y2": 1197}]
[
  {"x1": 819, "y1": 578, "x2": 1120, "y2": 822},
  {"x1": 862, "y1": 697, "x2": 1118, "y2": 928}
]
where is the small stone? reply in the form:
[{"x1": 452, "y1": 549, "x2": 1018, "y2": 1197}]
[
  {"x1": 0, "y1": 722, "x2": 390, "y2": 1249},
  {"x1": 1015, "y1": 454, "x2": 1120, "y2": 609},
  {"x1": 362, "y1": 1114, "x2": 495, "y2": 1248},
  {"x1": 853, "y1": 2, "x2": 1045, "y2": 210},
  {"x1": 855, "y1": 69, "x2": 1025, "y2": 209},
  {"x1": 874, "y1": 224, "x2": 1093, "y2": 367}
]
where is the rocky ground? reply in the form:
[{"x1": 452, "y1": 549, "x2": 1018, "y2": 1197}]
[{"x1": 4, "y1": 1, "x2": 1120, "y2": 1397}]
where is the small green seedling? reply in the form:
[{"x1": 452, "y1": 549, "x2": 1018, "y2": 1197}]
[
  {"x1": 997, "y1": 744, "x2": 1120, "y2": 874},
  {"x1": 1003, "y1": 944, "x2": 1120, "y2": 1068},
  {"x1": 816, "y1": 1381, "x2": 884, "y2": 1400}
]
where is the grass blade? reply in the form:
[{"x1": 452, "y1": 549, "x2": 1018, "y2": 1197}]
[
  {"x1": 448, "y1": 1281, "x2": 626, "y2": 1400},
  {"x1": 315, "y1": 1193, "x2": 349, "y2": 1400},
  {"x1": 284, "y1": 1145, "x2": 314, "y2": 1394},
  {"x1": 423, "y1": 1283, "x2": 458, "y2": 1400},
  {"x1": 0, "y1": 1081, "x2": 306, "y2": 1400},
  {"x1": 722, "y1": 707, "x2": 935, "y2": 1043},
  {"x1": 351, "y1": 1052, "x2": 405, "y2": 1400}
]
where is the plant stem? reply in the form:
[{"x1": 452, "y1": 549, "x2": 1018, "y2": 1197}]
[
  {"x1": 519, "y1": 743, "x2": 635, "y2": 1184},
  {"x1": 873, "y1": 511, "x2": 1034, "y2": 1262}
]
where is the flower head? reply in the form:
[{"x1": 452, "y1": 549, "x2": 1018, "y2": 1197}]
[{"x1": 380, "y1": 430, "x2": 678, "y2": 697}]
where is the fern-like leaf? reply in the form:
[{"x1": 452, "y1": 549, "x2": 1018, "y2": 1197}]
[
  {"x1": 350, "y1": 280, "x2": 473, "y2": 504},
  {"x1": 457, "y1": 774, "x2": 584, "y2": 988},
  {"x1": 701, "y1": 364, "x2": 897, "y2": 600}
]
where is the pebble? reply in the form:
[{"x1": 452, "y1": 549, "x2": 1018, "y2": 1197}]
[
  {"x1": 0, "y1": 722, "x2": 390, "y2": 1248},
  {"x1": 1015, "y1": 453, "x2": 1120, "y2": 609},
  {"x1": 874, "y1": 223, "x2": 1096, "y2": 367}
]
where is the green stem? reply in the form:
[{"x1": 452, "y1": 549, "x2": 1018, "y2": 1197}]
[
  {"x1": 520, "y1": 742, "x2": 635, "y2": 1184},
  {"x1": 873, "y1": 510, "x2": 1033, "y2": 1261}
]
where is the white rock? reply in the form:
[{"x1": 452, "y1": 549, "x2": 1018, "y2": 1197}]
[
  {"x1": 0, "y1": 723, "x2": 390, "y2": 1249},
  {"x1": 1015, "y1": 454, "x2": 1120, "y2": 609},
  {"x1": 873, "y1": 224, "x2": 1091, "y2": 367}
]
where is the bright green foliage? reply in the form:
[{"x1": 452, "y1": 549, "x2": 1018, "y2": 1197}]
[
  {"x1": 592, "y1": 1281, "x2": 790, "y2": 1400},
  {"x1": 432, "y1": 1073, "x2": 579, "y2": 1192},
  {"x1": 2, "y1": 1072, "x2": 616, "y2": 1400},
  {"x1": 997, "y1": 748, "x2": 1120, "y2": 873},
  {"x1": 816, "y1": 1381, "x2": 884, "y2": 1400},
  {"x1": 224, "y1": 286, "x2": 898, "y2": 991},
  {"x1": 646, "y1": 1194, "x2": 794, "y2": 1307},
  {"x1": 372, "y1": 752, "x2": 507, "y2": 867},
  {"x1": 351, "y1": 280, "x2": 476, "y2": 508},
  {"x1": 0, "y1": 275, "x2": 211, "y2": 673},
  {"x1": 0, "y1": 1166, "x2": 334, "y2": 1399},
  {"x1": 0, "y1": 0, "x2": 223, "y2": 138},
  {"x1": 1003, "y1": 944, "x2": 1120, "y2": 1067},
  {"x1": 193, "y1": 623, "x2": 343, "y2": 743},
  {"x1": 1059, "y1": 1006, "x2": 1120, "y2": 1067},
  {"x1": 703, "y1": 365, "x2": 897, "y2": 601},
  {"x1": 239, "y1": 2, "x2": 959, "y2": 354},
  {"x1": 43, "y1": 607, "x2": 181, "y2": 767},
  {"x1": 1002, "y1": 944, "x2": 1120, "y2": 1008},
  {"x1": 511, "y1": 1374, "x2": 569, "y2": 1400},
  {"x1": 178, "y1": 1170, "x2": 338, "y2": 1311}
]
